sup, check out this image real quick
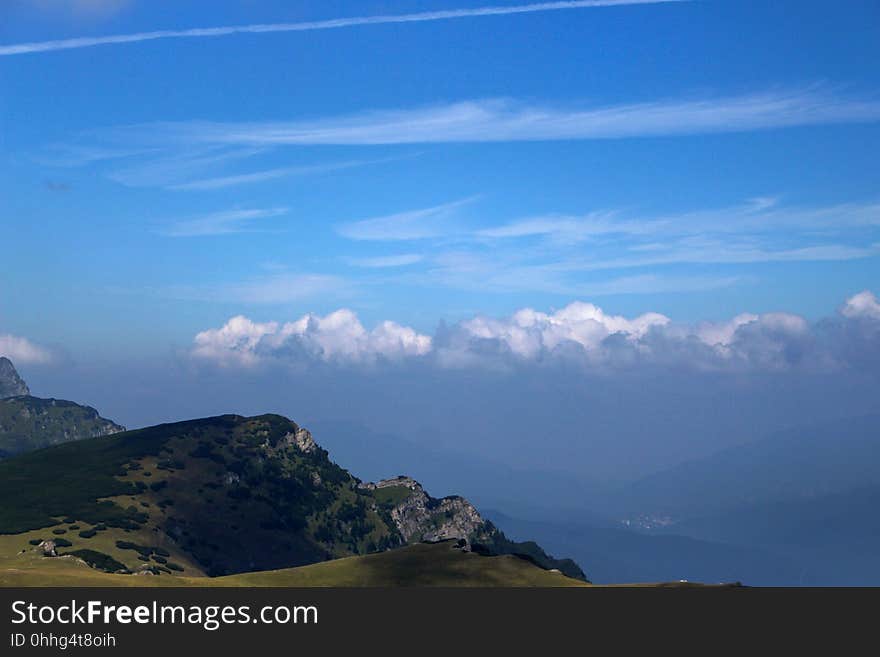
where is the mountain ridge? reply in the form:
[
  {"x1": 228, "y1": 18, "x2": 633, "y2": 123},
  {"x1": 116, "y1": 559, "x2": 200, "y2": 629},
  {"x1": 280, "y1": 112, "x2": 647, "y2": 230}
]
[
  {"x1": 0, "y1": 412, "x2": 586, "y2": 582},
  {"x1": 0, "y1": 357, "x2": 125, "y2": 459}
]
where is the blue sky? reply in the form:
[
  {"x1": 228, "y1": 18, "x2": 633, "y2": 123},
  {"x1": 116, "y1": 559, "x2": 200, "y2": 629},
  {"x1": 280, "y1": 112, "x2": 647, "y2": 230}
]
[{"x1": 1, "y1": 0, "x2": 879, "y2": 363}]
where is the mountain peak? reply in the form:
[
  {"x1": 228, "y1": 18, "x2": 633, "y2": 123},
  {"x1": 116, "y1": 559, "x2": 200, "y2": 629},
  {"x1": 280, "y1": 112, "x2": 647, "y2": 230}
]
[{"x1": 0, "y1": 357, "x2": 29, "y2": 398}]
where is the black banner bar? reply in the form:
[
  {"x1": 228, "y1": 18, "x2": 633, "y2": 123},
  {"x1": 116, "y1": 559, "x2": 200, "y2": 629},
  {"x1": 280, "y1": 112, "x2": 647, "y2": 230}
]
[{"x1": 1, "y1": 587, "x2": 876, "y2": 653}]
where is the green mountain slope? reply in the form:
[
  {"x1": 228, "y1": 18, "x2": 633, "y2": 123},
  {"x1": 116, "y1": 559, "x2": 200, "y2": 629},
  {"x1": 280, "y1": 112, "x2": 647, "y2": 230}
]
[
  {"x1": 0, "y1": 413, "x2": 585, "y2": 583},
  {"x1": 0, "y1": 396, "x2": 125, "y2": 459},
  {"x1": 0, "y1": 541, "x2": 587, "y2": 587}
]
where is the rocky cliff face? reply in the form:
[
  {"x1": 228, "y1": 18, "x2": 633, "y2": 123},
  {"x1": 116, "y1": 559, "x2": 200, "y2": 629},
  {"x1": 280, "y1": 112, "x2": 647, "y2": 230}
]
[
  {"x1": 368, "y1": 476, "x2": 494, "y2": 545},
  {"x1": 0, "y1": 357, "x2": 29, "y2": 398},
  {"x1": 363, "y1": 475, "x2": 588, "y2": 581}
]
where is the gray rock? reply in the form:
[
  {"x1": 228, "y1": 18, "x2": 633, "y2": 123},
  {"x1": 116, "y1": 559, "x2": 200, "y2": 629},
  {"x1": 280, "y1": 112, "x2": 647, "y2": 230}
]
[
  {"x1": 374, "y1": 475, "x2": 495, "y2": 546},
  {"x1": 36, "y1": 540, "x2": 57, "y2": 557},
  {"x1": 285, "y1": 427, "x2": 317, "y2": 454},
  {"x1": 0, "y1": 357, "x2": 29, "y2": 399}
]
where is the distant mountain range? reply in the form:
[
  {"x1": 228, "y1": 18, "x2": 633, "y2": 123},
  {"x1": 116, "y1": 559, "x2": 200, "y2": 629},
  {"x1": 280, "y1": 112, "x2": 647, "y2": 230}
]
[
  {"x1": 0, "y1": 358, "x2": 124, "y2": 459},
  {"x1": 485, "y1": 510, "x2": 811, "y2": 586},
  {"x1": 592, "y1": 414, "x2": 880, "y2": 585},
  {"x1": 614, "y1": 414, "x2": 880, "y2": 520},
  {"x1": 3, "y1": 354, "x2": 877, "y2": 585}
]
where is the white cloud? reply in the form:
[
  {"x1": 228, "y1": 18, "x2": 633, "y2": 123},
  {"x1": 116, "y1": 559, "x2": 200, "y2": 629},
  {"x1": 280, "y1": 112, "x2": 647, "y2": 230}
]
[
  {"x1": 480, "y1": 200, "x2": 880, "y2": 242},
  {"x1": 1, "y1": 1, "x2": 683, "y2": 56},
  {"x1": 106, "y1": 147, "x2": 264, "y2": 188},
  {"x1": 192, "y1": 309, "x2": 431, "y2": 367},
  {"x1": 210, "y1": 274, "x2": 345, "y2": 305},
  {"x1": 168, "y1": 159, "x2": 375, "y2": 191},
  {"x1": 841, "y1": 290, "x2": 880, "y2": 320},
  {"x1": 31, "y1": 0, "x2": 132, "y2": 19},
  {"x1": 191, "y1": 316, "x2": 278, "y2": 367},
  {"x1": 457, "y1": 302, "x2": 670, "y2": 359},
  {"x1": 0, "y1": 334, "x2": 53, "y2": 364},
  {"x1": 477, "y1": 212, "x2": 658, "y2": 242},
  {"x1": 332, "y1": 197, "x2": 880, "y2": 297},
  {"x1": 336, "y1": 198, "x2": 475, "y2": 241},
  {"x1": 127, "y1": 89, "x2": 880, "y2": 147},
  {"x1": 190, "y1": 291, "x2": 880, "y2": 373},
  {"x1": 347, "y1": 254, "x2": 424, "y2": 268},
  {"x1": 160, "y1": 207, "x2": 288, "y2": 237}
]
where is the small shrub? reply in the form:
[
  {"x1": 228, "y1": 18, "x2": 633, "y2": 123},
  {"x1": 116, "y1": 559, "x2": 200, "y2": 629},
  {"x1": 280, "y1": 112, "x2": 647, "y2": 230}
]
[
  {"x1": 52, "y1": 528, "x2": 67, "y2": 535},
  {"x1": 115, "y1": 540, "x2": 152, "y2": 557},
  {"x1": 28, "y1": 539, "x2": 42, "y2": 546},
  {"x1": 78, "y1": 529, "x2": 97, "y2": 539},
  {"x1": 166, "y1": 562, "x2": 184, "y2": 572},
  {"x1": 65, "y1": 549, "x2": 127, "y2": 574},
  {"x1": 53, "y1": 538, "x2": 73, "y2": 548}
]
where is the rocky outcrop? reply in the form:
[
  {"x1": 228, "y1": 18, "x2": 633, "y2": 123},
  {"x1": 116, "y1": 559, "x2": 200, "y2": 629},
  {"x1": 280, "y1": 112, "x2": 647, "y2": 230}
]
[
  {"x1": 367, "y1": 475, "x2": 588, "y2": 581},
  {"x1": 36, "y1": 540, "x2": 57, "y2": 557},
  {"x1": 374, "y1": 476, "x2": 494, "y2": 545},
  {"x1": 0, "y1": 357, "x2": 29, "y2": 399},
  {"x1": 285, "y1": 427, "x2": 317, "y2": 454}
]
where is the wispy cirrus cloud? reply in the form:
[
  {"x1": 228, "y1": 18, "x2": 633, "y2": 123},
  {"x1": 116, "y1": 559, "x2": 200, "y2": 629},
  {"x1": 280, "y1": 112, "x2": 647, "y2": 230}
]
[
  {"x1": 163, "y1": 272, "x2": 347, "y2": 305},
  {"x1": 126, "y1": 88, "x2": 880, "y2": 147},
  {"x1": 333, "y1": 196, "x2": 880, "y2": 296},
  {"x1": 105, "y1": 147, "x2": 265, "y2": 188},
  {"x1": 347, "y1": 254, "x2": 425, "y2": 268},
  {"x1": 168, "y1": 159, "x2": 375, "y2": 191},
  {"x1": 30, "y1": 0, "x2": 132, "y2": 20},
  {"x1": 160, "y1": 207, "x2": 289, "y2": 237},
  {"x1": 1, "y1": 1, "x2": 684, "y2": 56},
  {"x1": 40, "y1": 89, "x2": 879, "y2": 195},
  {"x1": 336, "y1": 197, "x2": 476, "y2": 241}
]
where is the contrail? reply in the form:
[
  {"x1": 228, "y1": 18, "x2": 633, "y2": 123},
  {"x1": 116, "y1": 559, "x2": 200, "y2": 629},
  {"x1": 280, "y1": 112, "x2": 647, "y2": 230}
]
[{"x1": 0, "y1": 0, "x2": 686, "y2": 56}]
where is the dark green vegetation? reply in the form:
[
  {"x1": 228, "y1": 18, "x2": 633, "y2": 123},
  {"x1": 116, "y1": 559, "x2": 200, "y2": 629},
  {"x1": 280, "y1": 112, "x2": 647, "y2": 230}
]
[
  {"x1": 63, "y1": 549, "x2": 127, "y2": 574},
  {"x1": 0, "y1": 396, "x2": 124, "y2": 459},
  {"x1": 0, "y1": 415, "x2": 400, "y2": 576},
  {"x1": 474, "y1": 532, "x2": 584, "y2": 581},
  {"x1": 0, "y1": 413, "x2": 584, "y2": 582}
]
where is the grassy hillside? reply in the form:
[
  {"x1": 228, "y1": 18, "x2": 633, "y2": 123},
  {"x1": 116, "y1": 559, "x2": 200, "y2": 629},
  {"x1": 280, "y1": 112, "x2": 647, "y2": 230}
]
[
  {"x1": 0, "y1": 413, "x2": 585, "y2": 584},
  {"x1": 0, "y1": 414, "x2": 402, "y2": 576},
  {"x1": 0, "y1": 396, "x2": 124, "y2": 459},
  {"x1": 0, "y1": 541, "x2": 588, "y2": 587}
]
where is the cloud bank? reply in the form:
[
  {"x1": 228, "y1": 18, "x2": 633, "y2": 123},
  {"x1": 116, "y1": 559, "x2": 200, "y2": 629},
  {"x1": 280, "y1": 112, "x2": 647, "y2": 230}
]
[
  {"x1": 1, "y1": 1, "x2": 683, "y2": 56},
  {"x1": 190, "y1": 291, "x2": 880, "y2": 373},
  {"x1": 192, "y1": 310, "x2": 432, "y2": 367},
  {"x1": 0, "y1": 334, "x2": 53, "y2": 364}
]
